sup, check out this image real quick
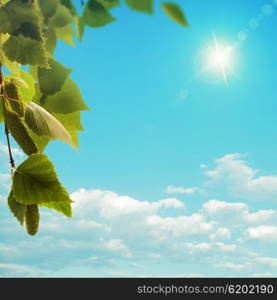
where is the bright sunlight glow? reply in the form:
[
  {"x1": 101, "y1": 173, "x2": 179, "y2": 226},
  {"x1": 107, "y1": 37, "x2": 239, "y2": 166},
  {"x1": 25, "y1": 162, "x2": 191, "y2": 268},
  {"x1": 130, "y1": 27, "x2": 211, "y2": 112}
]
[{"x1": 206, "y1": 33, "x2": 234, "y2": 84}]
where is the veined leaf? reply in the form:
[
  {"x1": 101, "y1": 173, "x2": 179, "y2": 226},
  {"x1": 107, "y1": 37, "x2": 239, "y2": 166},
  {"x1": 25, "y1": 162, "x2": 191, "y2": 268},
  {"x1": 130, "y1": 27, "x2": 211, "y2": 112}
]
[
  {"x1": 43, "y1": 78, "x2": 89, "y2": 114},
  {"x1": 55, "y1": 24, "x2": 75, "y2": 46},
  {"x1": 25, "y1": 102, "x2": 74, "y2": 147},
  {"x1": 28, "y1": 130, "x2": 50, "y2": 153},
  {"x1": 161, "y1": 2, "x2": 189, "y2": 27},
  {"x1": 48, "y1": 4, "x2": 73, "y2": 28},
  {"x1": 4, "y1": 106, "x2": 38, "y2": 155},
  {"x1": 0, "y1": 0, "x2": 39, "y2": 34},
  {"x1": 38, "y1": 58, "x2": 72, "y2": 95},
  {"x1": 2, "y1": 35, "x2": 48, "y2": 68},
  {"x1": 13, "y1": 153, "x2": 73, "y2": 205},
  {"x1": 13, "y1": 22, "x2": 43, "y2": 42},
  {"x1": 3, "y1": 81, "x2": 25, "y2": 117},
  {"x1": 38, "y1": 0, "x2": 59, "y2": 18},
  {"x1": 83, "y1": 0, "x2": 115, "y2": 28},
  {"x1": 125, "y1": 0, "x2": 153, "y2": 14},
  {"x1": 41, "y1": 201, "x2": 72, "y2": 217},
  {"x1": 25, "y1": 204, "x2": 39, "y2": 235},
  {"x1": 8, "y1": 191, "x2": 26, "y2": 226}
]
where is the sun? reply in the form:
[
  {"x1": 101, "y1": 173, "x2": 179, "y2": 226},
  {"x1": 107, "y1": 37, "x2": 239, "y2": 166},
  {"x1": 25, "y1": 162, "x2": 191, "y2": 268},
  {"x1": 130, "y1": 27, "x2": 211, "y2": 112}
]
[{"x1": 206, "y1": 33, "x2": 234, "y2": 84}]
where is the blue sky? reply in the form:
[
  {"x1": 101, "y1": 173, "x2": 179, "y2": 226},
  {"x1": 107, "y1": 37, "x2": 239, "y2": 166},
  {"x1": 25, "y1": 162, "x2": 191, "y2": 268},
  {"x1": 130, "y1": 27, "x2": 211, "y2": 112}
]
[{"x1": 1, "y1": 0, "x2": 277, "y2": 277}]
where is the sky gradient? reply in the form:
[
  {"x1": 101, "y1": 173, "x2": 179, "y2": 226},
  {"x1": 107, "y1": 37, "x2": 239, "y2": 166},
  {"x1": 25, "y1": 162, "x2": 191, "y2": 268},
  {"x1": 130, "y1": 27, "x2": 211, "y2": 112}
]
[{"x1": 1, "y1": 0, "x2": 277, "y2": 277}]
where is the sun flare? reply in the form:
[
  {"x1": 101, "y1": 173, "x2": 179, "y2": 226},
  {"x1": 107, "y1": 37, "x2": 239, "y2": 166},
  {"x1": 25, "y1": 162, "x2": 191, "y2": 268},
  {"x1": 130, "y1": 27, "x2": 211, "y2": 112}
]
[{"x1": 206, "y1": 33, "x2": 234, "y2": 84}]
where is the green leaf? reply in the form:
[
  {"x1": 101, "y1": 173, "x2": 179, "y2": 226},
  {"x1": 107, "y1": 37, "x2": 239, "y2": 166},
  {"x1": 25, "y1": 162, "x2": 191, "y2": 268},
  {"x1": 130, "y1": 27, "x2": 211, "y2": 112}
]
[
  {"x1": 41, "y1": 201, "x2": 72, "y2": 217},
  {"x1": 13, "y1": 22, "x2": 43, "y2": 42},
  {"x1": 13, "y1": 153, "x2": 72, "y2": 205},
  {"x1": 54, "y1": 111, "x2": 84, "y2": 148},
  {"x1": 55, "y1": 24, "x2": 75, "y2": 47},
  {"x1": 161, "y1": 2, "x2": 189, "y2": 27},
  {"x1": 4, "y1": 106, "x2": 38, "y2": 155},
  {"x1": 28, "y1": 130, "x2": 50, "y2": 153},
  {"x1": 98, "y1": 0, "x2": 120, "y2": 10},
  {"x1": 8, "y1": 191, "x2": 26, "y2": 226},
  {"x1": 38, "y1": 58, "x2": 72, "y2": 95},
  {"x1": 2, "y1": 35, "x2": 48, "y2": 68},
  {"x1": 75, "y1": 16, "x2": 85, "y2": 42},
  {"x1": 125, "y1": 0, "x2": 153, "y2": 14},
  {"x1": 17, "y1": 70, "x2": 36, "y2": 103},
  {"x1": 43, "y1": 78, "x2": 89, "y2": 114},
  {"x1": 3, "y1": 81, "x2": 25, "y2": 117},
  {"x1": 83, "y1": 0, "x2": 115, "y2": 28},
  {"x1": 38, "y1": 0, "x2": 59, "y2": 18},
  {"x1": 48, "y1": 3, "x2": 73, "y2": 28},
  {"x1": 44, "y1": 27, "x2": 57, "y2": 54},
  {"x1": 0, "y1": 101, "x2": 4, "y2": 123},
  {"x1": 0, "y1": 0, "x2": 39, "y2": 34},
  {"x1": 25, "y1": 102, "x2": 74, "y2": 147},
  {"x1": 25, "y1": 204, "x2": 39, "y2": 235},
  {"x1": 61, "y1": 0, "x2": 77, "y2": 16}
]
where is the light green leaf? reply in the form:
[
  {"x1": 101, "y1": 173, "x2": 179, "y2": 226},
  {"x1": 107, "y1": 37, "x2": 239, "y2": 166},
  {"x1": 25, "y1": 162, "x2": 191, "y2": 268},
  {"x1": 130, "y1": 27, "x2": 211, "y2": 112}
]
[
  {"x1": 4, "y1": 106, "x2": 38, "y2": 155},
  {"x1": 55, "y1": 24, "x2": 75, "y2": 47},
  {"x1": 83, "y1": 0, "x2": 115, "y2": 28},
  {"x1": 61, "y1": 0, "x2": 77, "y2": 15},
  {"x1": 28, "y1": 130, "x2": 50, "y2": 153},
  {"x1": 0, "y1": 0, "x2": 39, "y2": 34},
  {"x1": 54, "y1": 111, "x2": 84, "y2": 148},
  {"x1": 13, "y1": 153, "x2": 72, "y2": 205},
  {"x1": 2, "y1": 35, "x2": 48, "y2": 68},
  {"x1": 43, "y1": 78, "x2": 89, "y2": 114},
  {"x1": 44, "y1": 27, "x2": 57, "y2": 54},
  {"x1": 75, "y1": 16, "x2": 85, "y2": 42},
  {"x1": 38, "y1": 0, "x2": 59, "y2": 18},
  {"x1": 8, "y1": 190, "x2": 26, "y2": 226},
  {"x1": 41, "y1": 201, "x2": 72, "y2": 217},
  {"x1": 38, "y1": 58, "x2": 72, "y2": 95},
  {"x1": 161, "y1": 2, "x2": 189, "y2": 27},
  {"x1": 48, "y1": 4, "x2": 73, "y2": 28},
  {"x1": 125, "y1": 0, "x2": 153, "y2": 14},
  {"x1": 0, "y1": 101, "x2": 4, "y2": 123},
  {"x1": 25, "y1": 102, "x2": 74, "y2": 147}
]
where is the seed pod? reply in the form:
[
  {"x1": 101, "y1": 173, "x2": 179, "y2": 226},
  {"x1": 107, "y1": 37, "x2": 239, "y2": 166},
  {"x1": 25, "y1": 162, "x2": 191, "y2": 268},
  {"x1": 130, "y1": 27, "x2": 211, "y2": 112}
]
[
  {"x1": 25, "y1": 204, "x2": 40, "y2": 236},
  {"x1": 4, "y1": 82, "x2": 25, "y2": 117},
  {"x1": 4, "y1": 106, "x2": 38, "y2": 155}
]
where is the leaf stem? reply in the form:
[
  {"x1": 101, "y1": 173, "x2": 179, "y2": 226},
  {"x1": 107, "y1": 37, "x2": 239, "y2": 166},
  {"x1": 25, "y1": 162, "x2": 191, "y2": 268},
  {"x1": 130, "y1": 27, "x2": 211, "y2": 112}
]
[{"x1": 0, "y1": 63, "x2": 15, "y2": 169}]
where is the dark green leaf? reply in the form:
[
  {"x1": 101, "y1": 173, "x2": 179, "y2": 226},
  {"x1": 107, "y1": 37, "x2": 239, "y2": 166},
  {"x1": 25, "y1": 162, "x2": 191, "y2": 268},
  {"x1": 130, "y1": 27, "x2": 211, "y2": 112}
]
[
  {"x1": 161, "y1": 2, "x2": 189, "y2": 27},
  {"x1": 44, "y1": 27, "x2": 57, "y2": 54},
  {"x1": 41, "y1": 201, "x2": 72, "y2": 217},
  {"x1": 8, "y1": 191, "x2": 26, "y2": 226},
  {"x1": 83, "y1": 0, "x2": 115, "y2": 28},
  {"x1": 13, "y1": 153, "x2": 73, "y2": 205},
  {"x1": 61, "y1": 0, "x2": 77, "y2": 15},
  {"x1": 38, "y1": 58, "x2": 72, "y2": 95},
  {"x1": 2, "y1": 35, "x2": 48, "y2": 68},
  {"x1": 38, "y1": 0, "x2": 59, "y2": 18},
  {"x1": 125, "y1": 0, "x2": 153, "y2": 14},
  {"x1": 0, "y1": 0, "x2": 39, "y2": 34},
  {"x1": 43, "y1": 78, "x2": 89, "y2": 114},
  {"x1": 48, "y1": 4, "x2": 73, "y2": 28},
  {"x1": 4, "y1": 106, "x2": 38, "y2": 155}
]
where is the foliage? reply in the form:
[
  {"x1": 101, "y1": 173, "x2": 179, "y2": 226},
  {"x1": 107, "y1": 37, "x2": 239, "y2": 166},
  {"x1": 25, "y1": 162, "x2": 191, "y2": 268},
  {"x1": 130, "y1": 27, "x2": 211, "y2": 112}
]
[{"x1": 0, "y1": 0, "x2": 189, "y2": 235}]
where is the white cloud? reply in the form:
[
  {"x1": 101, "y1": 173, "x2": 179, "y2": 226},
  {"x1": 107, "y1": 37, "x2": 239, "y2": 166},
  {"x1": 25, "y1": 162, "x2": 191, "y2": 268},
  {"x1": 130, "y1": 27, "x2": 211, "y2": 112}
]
[
  {"x1": 215, "y1": 262, "x2": 244, "y2": 272},
  {"x1": 246, "y1": 225, "x2": 277, "y2": 241},
  {"x1": 102, "y1": 239, "x2": 132, "y2": 257},
  {"x1": 165, "y1": 185, "x2": 196, "y2": 195},
  {"x1": 71, "y1": 189, "x2": 184, "y2": 219},
  {"x1": 146, "y1": 214, "x2": 214, "y2": 239},
  {"x1": 254, "y1": 257, "x2": 277, "y2": 267},
  {"x1": 205, "y1": 153, "x2": 277, "y2": 201},
  {"x1": 210, "y1": 228, "x2": 231, "y2": 240},
  {"x1": 0, "y1": 144, "x2": 24, "y2": 158},
  {"x1": 0, "y1": 263, "x2": 45, "y2": 277}
]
